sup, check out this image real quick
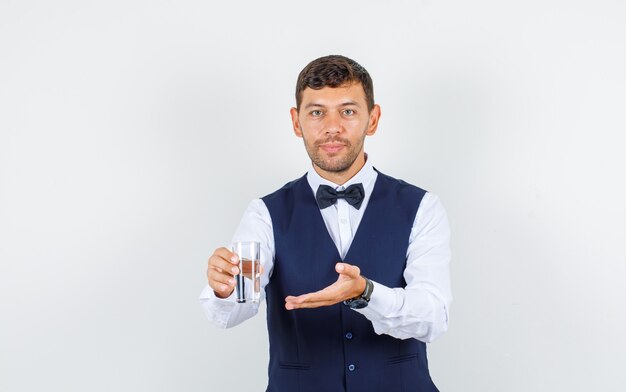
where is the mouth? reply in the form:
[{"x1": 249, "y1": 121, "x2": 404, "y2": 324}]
[{"x1": 319, "y1": 143, "x2": 346, "y2": 153}]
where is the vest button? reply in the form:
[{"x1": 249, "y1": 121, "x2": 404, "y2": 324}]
[
  {"x1": 348, "y1": 364, "x2": 356, "y2": 372},
  {"x1": 345, "y1": 332, "x2": 353, "y2": 340}
]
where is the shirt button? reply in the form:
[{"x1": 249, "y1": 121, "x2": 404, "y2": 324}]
[
  {"x1": 345, "y1": 332, "x2": 353, "y2": 340},
  {"x1": 348, "y1": 364, "x2": 356, "y2": 372}
]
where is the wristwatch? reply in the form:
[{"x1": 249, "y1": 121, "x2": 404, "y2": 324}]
[{"x1": 343, "y1": 276, "x2": 374, "y2": 309}]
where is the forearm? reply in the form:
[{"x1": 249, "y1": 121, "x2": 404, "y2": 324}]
[
  {"x1": 199, "y1": 285, "x2": 260, "y2": 328},
  {"x1": 355, "y1": 282, "x2": 450, "y2": 342}
]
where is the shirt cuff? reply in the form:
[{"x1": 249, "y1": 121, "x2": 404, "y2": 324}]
[{"x1": 198, "y1": 285, "x2": 238, "y2": 328}]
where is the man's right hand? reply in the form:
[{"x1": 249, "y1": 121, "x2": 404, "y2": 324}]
[{"x1": 207, "y1": 247, "x2": 240, "y2": 299}]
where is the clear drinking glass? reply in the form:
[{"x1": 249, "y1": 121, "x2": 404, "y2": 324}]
[{"x1": 230, "y1": 241, "x2": 261, "y2": 303}]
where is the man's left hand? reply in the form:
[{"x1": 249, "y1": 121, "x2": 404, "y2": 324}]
[{"x1": 284, "y1": 263, "x2": 366, "y2": 310}]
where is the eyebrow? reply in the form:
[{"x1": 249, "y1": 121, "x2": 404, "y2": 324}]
[{"x1": 304, "y1": 100, "x2": 361, "y2": 110}]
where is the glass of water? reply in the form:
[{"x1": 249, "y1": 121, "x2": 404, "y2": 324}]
[{"x1": 230, "y1": 241, "x2": 261, "y2": 303}]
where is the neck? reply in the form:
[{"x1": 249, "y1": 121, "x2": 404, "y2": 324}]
[{"x1": 313, "y1": 152, "x2": 366, "y2": 185}]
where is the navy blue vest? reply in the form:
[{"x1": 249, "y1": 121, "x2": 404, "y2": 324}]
[{"x1": 261, "y1": 170, "x2": 438, "y2": 392}]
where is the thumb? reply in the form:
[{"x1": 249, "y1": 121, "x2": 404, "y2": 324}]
[{"x1": 336, "y1": 263, "x2": 360, "y2": 278}]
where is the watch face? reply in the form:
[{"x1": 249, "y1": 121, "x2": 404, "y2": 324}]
[{"x1": 348, "y1": 299, "x2": 368, "y2": 309}]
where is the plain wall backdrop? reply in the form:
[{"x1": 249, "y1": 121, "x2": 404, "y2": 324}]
[{"x1": 1, "y1": 1, "x2": 625, "y2": 391}]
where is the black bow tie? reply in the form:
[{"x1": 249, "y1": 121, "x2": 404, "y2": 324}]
[{"x1": 316, "y1": 183, "x2": 365, "y2": 210}]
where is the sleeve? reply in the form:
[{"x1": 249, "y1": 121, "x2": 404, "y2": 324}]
[
  {"x1": 354, "y1": 192, "x2": 453, "y2": 343},
  {"x1": 198, "y1": 198, "x2": 275, "y2": 328}
]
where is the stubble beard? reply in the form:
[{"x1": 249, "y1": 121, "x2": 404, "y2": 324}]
[{"x1": 303, "y1": 133, "x2": 366, "y2": 174}]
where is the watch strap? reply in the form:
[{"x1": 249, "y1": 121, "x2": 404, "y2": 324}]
[
  {"x1": 343, "y1": 276, "x2": 374, "y2": 308},
  {"x1": 360, "y1": 276, "x2": 374, "y2": 302}
]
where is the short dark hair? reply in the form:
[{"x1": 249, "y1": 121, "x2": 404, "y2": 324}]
[{"x1": 295, "y1": 55, "x2": 375, "y2": 112}]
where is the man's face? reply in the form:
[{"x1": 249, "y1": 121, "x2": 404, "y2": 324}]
[{"x1": 290, "y1": 83, "x2": 380, "y2": 177}]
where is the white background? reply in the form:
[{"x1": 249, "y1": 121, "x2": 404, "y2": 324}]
[{"x1": 1, "y1": 1, "x2": 625, "y2": 391}]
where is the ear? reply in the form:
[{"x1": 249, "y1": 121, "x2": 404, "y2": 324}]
[
  {"x1": 290, "y1": 107, "x2": 303, "y2": 137},
  {"x1": 365, "y1": 104, "x2": 381, "y2": 136}
]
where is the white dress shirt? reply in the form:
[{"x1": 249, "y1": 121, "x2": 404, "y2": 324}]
[{"x1": 199, "y1": 157, "x2": 452, "y2": 343}]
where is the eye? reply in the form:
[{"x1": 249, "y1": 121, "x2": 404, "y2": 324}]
[
  {"x1": 310, "y1": 110, "x2": 323, "y2": 117},
  {"x1": 343, "y1": 109, "x2": 355, "y2": 116}
]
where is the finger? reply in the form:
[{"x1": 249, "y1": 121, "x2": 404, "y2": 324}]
[
  {"x1": 209, "y1": 277, "x2": 236, "y2": 297},
  {"x1": 285, "y1": 294, "x2": 316, "y2": 307},
  {"x1": 285, "y1": 294, "x2": 312, "y2": 304},
  {"x1": 208, "y1": 254, "x2": 240, "y2": 276},
  {"x1": 285, "y1": 290, "x2": 340, "y2": 309},
  {"x1": 286, "y1": 286, "x2": 334, "y2": 303},
  {"x1": 285, "y1": 286, "x2": 340, "y2": 306},
  {"x1": 208, "y1": 273, "x2": 236, "y2": 297},
  {"x1": 213, "y1": 286, "x2": 235, "y2": 299},
  {"x1": 211, "y1": 282, "x2": 235, "y2": 296},
  {"x1": 285, "y1": 295, "x2": 327, "y2": 309},
  {"x1": 213, "y1": 247, "x2": 240, "y2": 265},
  {"x1": 207, "y1": 275, "x2": 234, "y2": 294},
  {"x1": 336, "y1": 262, "x2": 360, "y2": 279},
  {"x1": 286, "y1": 299, "x2": 336, "y2": 310},
  {"x1": 208, "y1": 269, "x2": 237, "y2": 289}
]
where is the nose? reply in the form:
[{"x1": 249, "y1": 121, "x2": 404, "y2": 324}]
[{"x1": 323, "y1": 112, "x2": 342, "y2": 135}]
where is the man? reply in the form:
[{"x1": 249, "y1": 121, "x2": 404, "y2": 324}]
[{"x1": 200, "y1": 55, "x2": 452, "y2": 391}]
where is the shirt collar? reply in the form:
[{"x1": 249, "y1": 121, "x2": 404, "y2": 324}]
[{"x1": 306, "y1": 153, "x2": 376, "y2": 192}]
